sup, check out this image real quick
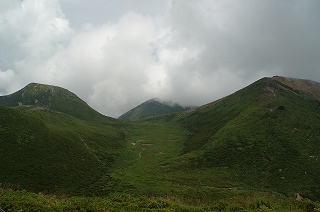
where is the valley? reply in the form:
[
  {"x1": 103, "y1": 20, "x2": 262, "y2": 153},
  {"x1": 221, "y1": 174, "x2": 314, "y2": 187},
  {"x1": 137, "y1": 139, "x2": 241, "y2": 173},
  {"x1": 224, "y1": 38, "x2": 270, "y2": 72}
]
[{"x1": 1, "y1": 76, "x2": 320, "y2": 211}]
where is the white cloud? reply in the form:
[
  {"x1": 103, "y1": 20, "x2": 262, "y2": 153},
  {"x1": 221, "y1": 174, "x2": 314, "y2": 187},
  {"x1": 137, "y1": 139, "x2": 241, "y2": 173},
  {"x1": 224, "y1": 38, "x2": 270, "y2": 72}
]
[
  {"x1": 34, "y1": 12, "x2": 168, "y2": 116},
  {"x1": 157, "y1": 0, "x2": 320, "y2": 102},
  {"x1": 0, "y1": 69, "x2": 15, "y2": 95},
  {"x1": 0, "y1": 0, "x2": 72, "y2": 91},
  {"x1": 0, "y1": 0, "x2": 71, "y2": 57}
]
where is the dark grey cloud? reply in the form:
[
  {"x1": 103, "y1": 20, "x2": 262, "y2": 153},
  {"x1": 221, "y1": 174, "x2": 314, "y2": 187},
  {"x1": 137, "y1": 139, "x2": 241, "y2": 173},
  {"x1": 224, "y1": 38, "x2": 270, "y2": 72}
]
[
  {"x1": 0, "y1": 0, "x2": 319, "y2": 117},
  {"x1": 156, "y1": 0, "x2": 320, "y2": 106}
]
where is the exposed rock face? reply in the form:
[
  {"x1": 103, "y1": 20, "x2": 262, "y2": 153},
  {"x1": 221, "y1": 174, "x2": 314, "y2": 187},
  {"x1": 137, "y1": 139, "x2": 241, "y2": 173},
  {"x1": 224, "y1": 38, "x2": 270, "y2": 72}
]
[
  {"x1": 296, "y1": 193, "x2": 303, "y2": 201},
  {"x1": 272, "y1": 76, "x2": 320, "y2": 101}
]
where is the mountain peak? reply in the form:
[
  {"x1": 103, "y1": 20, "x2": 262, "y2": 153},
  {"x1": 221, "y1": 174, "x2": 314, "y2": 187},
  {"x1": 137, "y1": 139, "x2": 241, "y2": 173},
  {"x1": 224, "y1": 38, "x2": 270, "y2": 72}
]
[
  {"x1": 118, "y1": 98, "x2": 194, "y2": 120},
  {"x1": 0, "y1": 83, "x2": 111, "y2": 121},
  {"x1": 21, "y1": 82, "x2": 78, "y2": 98},
  {"x1": 23, "y1": 82, "x2": 68, "y2": 94}
]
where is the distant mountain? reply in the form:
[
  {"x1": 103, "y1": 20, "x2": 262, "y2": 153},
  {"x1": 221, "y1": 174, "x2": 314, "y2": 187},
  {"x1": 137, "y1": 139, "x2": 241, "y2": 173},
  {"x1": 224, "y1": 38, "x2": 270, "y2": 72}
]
[
  {"x1": 0, "y1": 83, "x2": 113, "y2": 122},
  {"x1": 118, "y1": 98, "x2": 194, "y2": 120}
]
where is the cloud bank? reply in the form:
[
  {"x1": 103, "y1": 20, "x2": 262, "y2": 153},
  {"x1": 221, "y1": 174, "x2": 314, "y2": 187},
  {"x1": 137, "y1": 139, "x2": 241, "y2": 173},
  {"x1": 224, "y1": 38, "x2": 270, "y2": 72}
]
[{"x1": 1, "y1": 0, "x2": 319, "y2": 117}]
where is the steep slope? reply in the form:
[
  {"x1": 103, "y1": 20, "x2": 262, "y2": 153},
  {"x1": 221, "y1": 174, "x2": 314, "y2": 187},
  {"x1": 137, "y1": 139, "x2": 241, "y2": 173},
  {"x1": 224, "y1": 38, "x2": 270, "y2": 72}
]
[
  {"x1": 0, "y1": 83, "x2": 113, "y2": 122},
  {"x1": 167, "y1": 76, "x2": 320, "y2": 199},
  {"x1": 118, "y1": 98, "x2": 193, "y2": 121}
]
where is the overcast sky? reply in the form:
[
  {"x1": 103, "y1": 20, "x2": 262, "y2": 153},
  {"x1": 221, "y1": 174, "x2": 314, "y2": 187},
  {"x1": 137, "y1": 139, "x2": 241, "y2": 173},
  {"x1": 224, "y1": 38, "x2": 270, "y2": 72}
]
[{"x1": 1, "y1": 0, "x2": 319, "y2": 117}]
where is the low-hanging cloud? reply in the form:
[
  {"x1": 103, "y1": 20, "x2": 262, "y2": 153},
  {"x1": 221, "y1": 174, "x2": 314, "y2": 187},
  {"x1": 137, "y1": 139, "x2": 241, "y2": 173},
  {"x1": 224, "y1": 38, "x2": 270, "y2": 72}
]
[{"x1": 1, "y1": 0, "x2": 319, "y2": 117}]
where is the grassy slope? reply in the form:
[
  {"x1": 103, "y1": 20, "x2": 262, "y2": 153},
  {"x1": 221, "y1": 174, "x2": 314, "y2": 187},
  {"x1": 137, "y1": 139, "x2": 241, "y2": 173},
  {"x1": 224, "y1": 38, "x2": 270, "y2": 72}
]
[
  {"x1": 109, "y1": 116, "x2": 188, "y2": 195},
  {"x1": 172, "y1": 77, "x2": 320, "y2": 199},
  {"x1": 0, "y1": 83, "x2": 127, "y2": 194},
  {"x1": 0, "y1": 105, "x2": 125, "y2": 195},
  {"x1": 108, "y1": 77, "x2": 320, "y2": 201}
]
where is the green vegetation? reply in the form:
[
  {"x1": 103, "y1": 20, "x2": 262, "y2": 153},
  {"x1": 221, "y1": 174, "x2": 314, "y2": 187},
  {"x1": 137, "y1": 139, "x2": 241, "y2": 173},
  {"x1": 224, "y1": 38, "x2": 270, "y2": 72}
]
[
  {"x1": 1, "y1": 187, "x2": 318, "y2": 211},
  {"x1": 118, "y1": 98, "x2": 193, "y2": 120},
  {"x1": 172, "y1": 77, "x2": 320, "y2": 200},
  {"x1": 0, "y1": 104, "x2": 125, "y2": 195},
  {"x1": 1, "y1": 77, "x2": 320, "y2": 211},
  {"x1": 0, "y1": 83, "x2": 115, "y2": 122}
]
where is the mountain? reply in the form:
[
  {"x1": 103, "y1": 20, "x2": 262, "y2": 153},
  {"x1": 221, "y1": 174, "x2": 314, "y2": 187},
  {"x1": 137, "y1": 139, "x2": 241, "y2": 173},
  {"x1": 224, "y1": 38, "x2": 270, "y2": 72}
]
[
  {"x1": 109, "y1": 76, "x2": 320, "y2": 201},
  {"x1": 0, "y1": 83, "x2": 113, "y2": 122},
  {"x1": 170, "y1": 76, "x2": 320, "y2": 199},
  {"x1": 2, "y1": 76, "x2": 320, "y2": 204},
  {"x1": 0, "y1": 83, "x2": 126, "y2": 195},
  {"x1": 118, "y1": 98, "x2": 194, "y2": 120}
]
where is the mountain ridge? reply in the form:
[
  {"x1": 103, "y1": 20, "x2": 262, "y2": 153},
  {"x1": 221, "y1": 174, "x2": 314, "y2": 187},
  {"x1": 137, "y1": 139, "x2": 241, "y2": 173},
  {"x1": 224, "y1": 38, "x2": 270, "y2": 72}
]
[
  {"x1": 166, "y1": 76, "x2": 320, "y2": 199},
  {"x1": 272, "y1": 75, "x2": 320, "y2": 101}
]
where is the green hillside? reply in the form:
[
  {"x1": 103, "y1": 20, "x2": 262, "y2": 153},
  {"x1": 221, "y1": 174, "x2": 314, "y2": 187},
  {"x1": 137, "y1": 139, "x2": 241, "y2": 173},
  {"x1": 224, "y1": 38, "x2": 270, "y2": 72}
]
[
  {"x1": 0, "y1": 104, "x2": 126, "y2": 195},
  {"x1": 0, "y1": 83, "x2": 114, "y2": 122},
  {"x1": 108, "y1": 76, "x2": 320, "y2": 201},
  {"x1": 1, "y1": 76, "x2": 320, "y2": 211},
  {"x1": 172, "y1": 76, "x2": 320, "y2": 199},
  {"x1": 118, "y1": 98, "x2": 193, "y2": 121}
]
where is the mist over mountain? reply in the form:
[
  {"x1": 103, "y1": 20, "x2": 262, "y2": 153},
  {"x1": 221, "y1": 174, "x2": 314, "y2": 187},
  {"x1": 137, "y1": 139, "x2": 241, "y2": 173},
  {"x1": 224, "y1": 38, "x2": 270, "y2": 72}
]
[{"x1": 118, "y1": 98, "x2": 195, "y2": 121}]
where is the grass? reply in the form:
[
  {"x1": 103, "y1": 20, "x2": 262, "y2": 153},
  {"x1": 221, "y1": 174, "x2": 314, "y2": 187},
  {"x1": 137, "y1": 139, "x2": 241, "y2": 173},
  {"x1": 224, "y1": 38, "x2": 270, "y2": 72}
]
[
  {"x1": 0, "y1": 105, "x2": 125, "y2": 195},
  {"x1": 0, "y1": 187, "x2": 318, "y2": 211},
  {"x1": 107, "y1": 119, "x2": 188, "y2": 195}
]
